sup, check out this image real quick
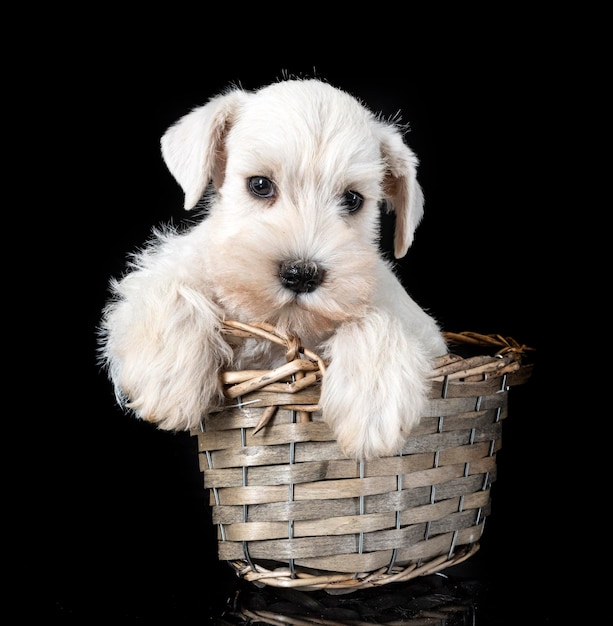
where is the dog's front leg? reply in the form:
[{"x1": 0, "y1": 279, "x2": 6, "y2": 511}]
[
  {"x1": 320, "y1": 310, "x2": 434, "y2": 459},
  {"x1": 100, "y1": 242, "x2": 232, "y2": 431}
]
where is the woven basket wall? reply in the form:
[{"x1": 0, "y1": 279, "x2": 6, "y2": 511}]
[{"x1": 192, "y1": 321, "x2": 533, "y2": 592}]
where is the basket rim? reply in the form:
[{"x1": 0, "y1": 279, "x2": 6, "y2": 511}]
[{"x1": 219, "y1": 321, "x2": 533, "y2": 420}]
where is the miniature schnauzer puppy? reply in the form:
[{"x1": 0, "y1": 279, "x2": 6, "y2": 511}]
[{"x1": 99, "y1": 78, "x2": 447, "y2": 459}]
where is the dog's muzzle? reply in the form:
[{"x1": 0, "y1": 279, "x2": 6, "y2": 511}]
[{"x1": 279, "y1": 259, "x2": 324, "y2": 294}]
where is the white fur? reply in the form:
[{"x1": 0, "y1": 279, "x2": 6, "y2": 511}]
[{"x1": 99, "y1": 78, "x2": 447, "y2": 459}]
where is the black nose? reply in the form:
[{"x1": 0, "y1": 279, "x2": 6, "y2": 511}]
[{"x1": 279, "y1": 259, "x2": 324, "y2": 294}]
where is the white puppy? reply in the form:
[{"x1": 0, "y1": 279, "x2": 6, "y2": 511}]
[{"x1": 99, "y1": 78, "x2": 447, "y2": 459}]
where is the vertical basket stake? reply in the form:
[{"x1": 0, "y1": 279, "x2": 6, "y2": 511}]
[
  {"x1": 238, "y1": 399, "x2": 257, "y2": 574},
  {"x1": 288, "y1": 406, "x2": 297, "y2": 578}
]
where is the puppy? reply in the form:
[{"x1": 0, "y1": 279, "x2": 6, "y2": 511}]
[{"x1": 99, "y1": 78, "x2": 447, "y2": 459}]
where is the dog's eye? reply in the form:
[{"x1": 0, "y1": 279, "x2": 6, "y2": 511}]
[
  {"x1": 248, "y1": 176, "x2": 275, "y2": 198},
  {"x1": 341, "y1": 190, "x2": 363, "y2": 213}
]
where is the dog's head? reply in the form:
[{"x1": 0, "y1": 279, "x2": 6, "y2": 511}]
[{"x1": 160, "y1": 79, "x2": 424, "y2": 337}]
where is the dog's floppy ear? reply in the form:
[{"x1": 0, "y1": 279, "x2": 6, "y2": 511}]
[
  {"x1": 160, "y1": 88, "x2": 247, "y2": 210},
  {"x1": 377, "y1": 124, "x2": 425, "y2": 259}
]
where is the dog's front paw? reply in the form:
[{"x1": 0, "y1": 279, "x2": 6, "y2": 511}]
[
  {"x1": 320, "y1": 313, "x2": 433, "y2": 459},
  {"x1": 100, "y1": 274, "x2": 233, "y2": 431}
]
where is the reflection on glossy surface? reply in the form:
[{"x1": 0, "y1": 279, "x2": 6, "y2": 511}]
[{"x1": 218, "y1": 561, "x2": 486, "y2": 625}]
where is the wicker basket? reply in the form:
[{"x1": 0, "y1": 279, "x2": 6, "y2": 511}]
[{"x1": 192, "y1": 320, "x2": 533, "y2": 592}]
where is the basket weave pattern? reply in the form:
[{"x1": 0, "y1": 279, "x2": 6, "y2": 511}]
[{"x1": 193, "y1": 321, "x2": 532, "y2": 591}]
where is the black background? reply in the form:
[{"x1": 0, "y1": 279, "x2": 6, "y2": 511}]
[{"x1": 23, "y1": 33, "x2": 551, "y2": 623}]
